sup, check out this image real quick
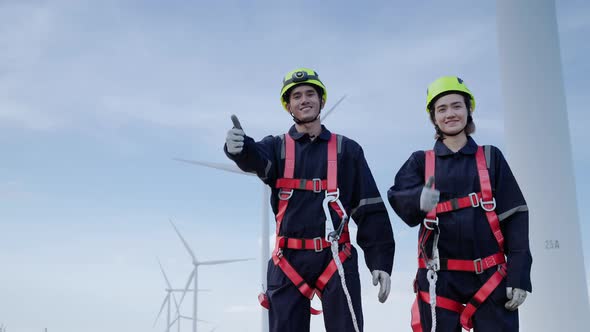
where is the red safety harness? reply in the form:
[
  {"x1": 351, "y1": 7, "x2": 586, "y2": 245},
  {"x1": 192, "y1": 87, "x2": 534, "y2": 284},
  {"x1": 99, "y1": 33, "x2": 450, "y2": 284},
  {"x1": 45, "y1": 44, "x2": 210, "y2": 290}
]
[
  {"x1": 258, "y1": 133, "x2": 352, "y2": 315},
  {"x1": 411, "y1": 146, "x2": 507, "y2": 331}
]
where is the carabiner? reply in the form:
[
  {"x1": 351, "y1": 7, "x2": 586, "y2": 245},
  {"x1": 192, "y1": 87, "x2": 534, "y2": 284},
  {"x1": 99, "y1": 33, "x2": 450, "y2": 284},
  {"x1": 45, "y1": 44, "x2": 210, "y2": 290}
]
[{"x1": 322, "y1": 193, "x2": 348, "y2": 242}]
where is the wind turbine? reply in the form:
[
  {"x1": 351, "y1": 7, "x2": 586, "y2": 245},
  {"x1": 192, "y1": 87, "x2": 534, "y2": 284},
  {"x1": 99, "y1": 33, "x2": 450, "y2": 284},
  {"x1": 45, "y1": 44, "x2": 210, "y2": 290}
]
[
  {"x1": 154, "y1": 259, "x2": 212, "y2": 332},
  {"x1": 169, "y1": 220, "x2": 253, "y2": 332},
  {"x1": 168, "y1": 315, "x2": 212, "y2": 332},
  {"x1": 173, "y1": 95, "x2": 347, "y2": 331},
  {"x1": 154, "y1": 258, "x2": 180, "y2": 332},
  {"x1": 496, "y1": 0, "x2": 589, "y2": 329}
]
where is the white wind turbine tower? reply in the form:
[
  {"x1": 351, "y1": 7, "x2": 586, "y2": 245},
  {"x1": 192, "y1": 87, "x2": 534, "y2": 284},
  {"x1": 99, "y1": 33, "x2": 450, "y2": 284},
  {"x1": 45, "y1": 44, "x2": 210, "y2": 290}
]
[
  {"x1": 154, "y1": 259, "x2": 212, "y2": 332},
  {"x1": 496, "y1": 0, "x2": 589, "y2": 330},
  {"x1": 173, "y1": 95, "x2": 346, "y2": 332},
  {"x1": 169, "y1": 220, "x2": 253, "y2": 332}
]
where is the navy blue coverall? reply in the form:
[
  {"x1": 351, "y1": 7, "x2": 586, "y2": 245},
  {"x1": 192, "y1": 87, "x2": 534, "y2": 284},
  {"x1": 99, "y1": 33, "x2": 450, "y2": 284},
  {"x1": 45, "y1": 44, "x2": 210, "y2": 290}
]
[
  {"x1": 388, "y1": 137, "x2": 532, "y2": 332},
  {"x1": 225, "y1": 125, "x2": 395, "y2": 332}
]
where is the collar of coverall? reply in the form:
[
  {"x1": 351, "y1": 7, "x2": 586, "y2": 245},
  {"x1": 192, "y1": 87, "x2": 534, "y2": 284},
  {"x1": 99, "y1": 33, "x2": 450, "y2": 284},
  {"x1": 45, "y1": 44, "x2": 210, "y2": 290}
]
[
  {"x1": 434, "y1": 135, "x2": 478, "y2": 156},
  {"x1": 288, "y1": 124, "x2": 332, "y2": 141}
]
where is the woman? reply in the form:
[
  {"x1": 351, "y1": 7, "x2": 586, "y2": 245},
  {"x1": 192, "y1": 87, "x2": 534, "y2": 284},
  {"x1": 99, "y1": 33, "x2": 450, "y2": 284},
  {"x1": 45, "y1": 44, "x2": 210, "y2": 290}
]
[{"x1": 388, "y1": 76, "x2": 532, "y2": 331}]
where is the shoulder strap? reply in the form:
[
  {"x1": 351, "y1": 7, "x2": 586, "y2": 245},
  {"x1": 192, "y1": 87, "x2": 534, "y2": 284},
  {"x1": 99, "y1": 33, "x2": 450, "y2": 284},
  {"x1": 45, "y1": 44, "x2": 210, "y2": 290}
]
[
  {"x1": 327, "y1": 134, "x2": 338, "y2": 192},
  {"x1": 424, "y1": 150, "x2": 436, "y2": 221},
  {"x1": 475, "y1": 146, "x2": 504, "y2": 251},
  {"x1": 283, "y1": 134, "x2": 295, "y2": 178}
]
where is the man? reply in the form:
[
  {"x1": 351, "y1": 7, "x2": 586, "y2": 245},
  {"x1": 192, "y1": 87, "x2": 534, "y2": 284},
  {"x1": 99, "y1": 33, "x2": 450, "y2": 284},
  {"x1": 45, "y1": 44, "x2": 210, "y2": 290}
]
[
  {"x1": 225, "y1": 68, "x2": 395, "y2": 332},
  {"x1": 388, "y1": 76, "x2": 532, "y2": 331}
]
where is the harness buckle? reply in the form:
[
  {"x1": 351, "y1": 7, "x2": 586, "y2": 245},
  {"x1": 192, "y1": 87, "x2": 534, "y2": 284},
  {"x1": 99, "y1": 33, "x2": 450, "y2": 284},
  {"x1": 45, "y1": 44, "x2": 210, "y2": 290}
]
[
  {"x1": 474, "y1": 258, "x2": 484, "y2": 274},
  {"x1": 325, "y1": 188, "x2": 340, "y2": 201},
  {"x1": 426, "y1": 258, "x2": 440, "y2": 272},
  {"x1": 480, "y1": 197, "x2": 496, "y2": 212},
  {"x1": 423, "y1": 217, "x2": 439, "y2": 230},
  {"x1": 278, "y1": 189, "x2": 293, "y2": 200},
  {"x1": 469, "y1": 192, "x2": 480, "y2": 207},
  {"x1": 276, "y1": 248, "x2": 283, "y2": 259},
  {"x1": 342, "y1": 244, "x2": 352, "y2": 257},
  {"x1": 313, "y1": 237, "x2": 323, "y2": 252},
  {"x1": 312, "y1": 178, "x2": 322, "y2": 193}
]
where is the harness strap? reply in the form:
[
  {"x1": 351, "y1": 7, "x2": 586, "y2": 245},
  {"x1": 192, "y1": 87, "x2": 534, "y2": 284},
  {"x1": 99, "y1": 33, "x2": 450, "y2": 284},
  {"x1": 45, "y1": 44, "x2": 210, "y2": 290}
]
[
  {"x1": 411, "y1": 265, "x2": 507, "y2": 331},
  {"x1": 277, "y1": 232, "x2": 350, "y2": 251},
  {"x1": 460, "y1": 265, "x2": 507, "y2": 329},
  {"x1": 411, "y1": 297, "x2": 423, "y2": 332},
  {"x1": 417, "y1": 252, "x2": 505, "y2": 273},
  {"x1": 315, "y1": 243, "x2": 352, "y2": 294},
  {"x1": 435, "y1": 192, "x2": 483, "y2": 213},
  {"x1": 418, "y1": 291, "x2": 465, "y2": 313},
  {"x1": 275, "y1": 178, "x2": 328, "y2": 192},
  {"x1": 424, "y1": 150, "x2": 436, "y2": 221},
  {"x1": 268, "y1": 242, "x2": 352, "y2": 314},
  {"x1": 476, "y1": 146, "x2": 504, "y2": 251}
]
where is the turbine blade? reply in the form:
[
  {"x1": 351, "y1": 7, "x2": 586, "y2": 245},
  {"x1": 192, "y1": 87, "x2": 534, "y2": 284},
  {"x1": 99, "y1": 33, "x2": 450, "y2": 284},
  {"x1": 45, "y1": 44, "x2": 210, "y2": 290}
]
[
  {"x1": 158, "y1": 259, "x2": 173, "y2": 288},
  {"x1": 321, "y1": 94, "x2": 347, "y2": 121},
  {"x1": 173, "y1": 158, "x2": 255, "y2": 176},
  {"x1": 198, "y1": 258, "x2": 254, "y2": 266},
  {"x1": 153, "y1": 294, "x2": 169, "y2": 327},
  {"x1": 157, "y1": 258, "x2": 180, "y2": 309},
  {"x1": 169, "y1": 220, "x2": 197, "y2": 263},
  {"x1": 167, "y1": 316, "x2": 180, "y2": 330},
  {"x1": 174, "y1": 268, "x2": 196, "y2": 318}
]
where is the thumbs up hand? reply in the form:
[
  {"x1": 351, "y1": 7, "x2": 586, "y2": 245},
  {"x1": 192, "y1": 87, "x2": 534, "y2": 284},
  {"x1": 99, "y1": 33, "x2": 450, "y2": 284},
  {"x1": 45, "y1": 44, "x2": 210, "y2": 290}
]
[
  {"x1": 420, "y1": 176, "x2": 440, "y2": 212},
  {"x1": 226, "y1": 114, "x2": 245, "y2": 155}
]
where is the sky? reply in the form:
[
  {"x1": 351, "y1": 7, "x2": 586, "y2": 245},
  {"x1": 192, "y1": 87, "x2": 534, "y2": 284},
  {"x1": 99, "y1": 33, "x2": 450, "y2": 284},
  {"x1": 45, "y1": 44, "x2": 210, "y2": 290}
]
[{"x1": 0, "y1": 0, "x2": 589, "y2": 331}]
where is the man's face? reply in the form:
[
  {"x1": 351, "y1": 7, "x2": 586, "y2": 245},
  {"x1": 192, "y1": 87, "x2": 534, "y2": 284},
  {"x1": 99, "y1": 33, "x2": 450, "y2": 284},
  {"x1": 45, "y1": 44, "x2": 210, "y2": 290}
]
[
  {"x1": 433, "y1": 93, "x2": 469, "y2": 136},
  {"x1": 287, "y1": 85, "x2": 323, "y2": 122}
]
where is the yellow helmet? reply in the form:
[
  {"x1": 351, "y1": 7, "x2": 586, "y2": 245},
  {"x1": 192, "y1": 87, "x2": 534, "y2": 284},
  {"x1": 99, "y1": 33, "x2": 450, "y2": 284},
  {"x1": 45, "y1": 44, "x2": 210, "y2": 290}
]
[
  {"x1": 426, "y1": 76, "x2": 476, "y2": 113},
  {"x1": 280, "y1": 68, "x2": 327, "y2": 111}
]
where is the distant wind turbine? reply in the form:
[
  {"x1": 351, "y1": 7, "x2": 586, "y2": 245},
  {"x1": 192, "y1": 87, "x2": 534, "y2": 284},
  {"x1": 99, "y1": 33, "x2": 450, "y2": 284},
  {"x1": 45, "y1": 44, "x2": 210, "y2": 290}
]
[
  {"x1": 154, "y1": 259, "x2": 212, "y2": 332},
  {"x1": 169, "y1": 220, "x2": 253, "y2": 332}
]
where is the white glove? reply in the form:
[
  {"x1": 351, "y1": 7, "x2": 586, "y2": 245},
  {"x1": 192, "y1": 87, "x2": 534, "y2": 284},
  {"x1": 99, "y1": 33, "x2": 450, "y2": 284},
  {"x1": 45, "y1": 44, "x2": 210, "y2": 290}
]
[
  {"x1": 420, "y1": 176, "x2": 440, "y2": 212},
  {"x1": 372, "y1": 270, "x2": 391, "y2": 303},
  {"x1": 505, "y1": 287, "x2": 527, "y2": 311},
  {"x1": 226, "y1": 115, "x2": 245, "y2": 155}
]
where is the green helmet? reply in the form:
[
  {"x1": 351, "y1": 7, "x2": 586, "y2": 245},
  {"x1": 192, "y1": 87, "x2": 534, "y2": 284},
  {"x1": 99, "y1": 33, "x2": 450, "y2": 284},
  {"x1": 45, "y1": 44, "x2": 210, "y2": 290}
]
[
  {"x1": 280, "y1": 68, "x2": 327, "y2": 111},
  {"x1": 426, "y1": 76, "x2": 476, "y2": 113}
]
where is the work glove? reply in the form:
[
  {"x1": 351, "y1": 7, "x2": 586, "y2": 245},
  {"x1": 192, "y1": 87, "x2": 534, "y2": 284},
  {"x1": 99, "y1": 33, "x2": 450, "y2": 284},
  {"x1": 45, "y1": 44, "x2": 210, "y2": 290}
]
[
  {"x1": 226, "y1": 114, "x2": 245, "y2": 155},
  {"x1": 420, "y1": 176, "x2": 440, "y2": 212},
  {"x1": 372, "y1": 270, "x2": 391, "y2": 303},
  {"x1": 505, "y1": 287, "x2": 527, "y2": 311}
]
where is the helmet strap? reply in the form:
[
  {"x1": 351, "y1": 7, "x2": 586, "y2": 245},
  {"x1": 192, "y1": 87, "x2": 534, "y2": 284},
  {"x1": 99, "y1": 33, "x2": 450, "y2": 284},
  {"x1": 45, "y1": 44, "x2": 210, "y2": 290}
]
[{"x1": 291, "y1": 111, "x2": 321, "y2": 124}]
